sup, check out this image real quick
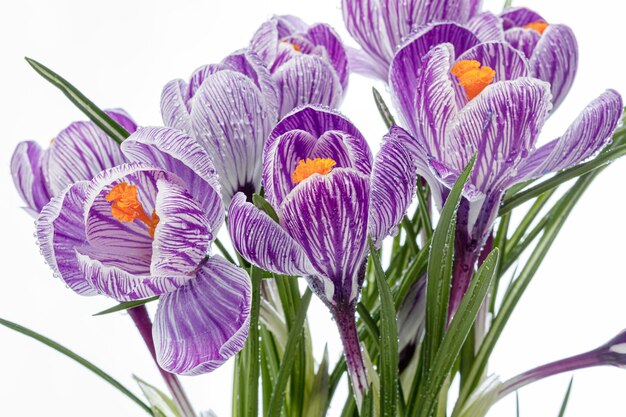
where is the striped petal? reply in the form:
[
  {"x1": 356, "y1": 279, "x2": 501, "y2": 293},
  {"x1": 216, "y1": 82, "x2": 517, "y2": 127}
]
[
  {"x1": 45, "y1": 110, "x2": 131, "y2": 195},
  {"x1": 280, "y1": 169, "x2": 370, "y2": 305},
  {"x1": 250, "y1": 20, "x2": 279, "y2": 67},
  {"x1": 530, "y1": 24, "x2": 578, "y2": 110},
  {"x1": 504, "y1": 27, "x2": 540, "y2": 59},
  {"x1": 369, "y1": 127, "x2": 417, "y2": 247},
  {"x1": 306, "y1": 23, "x2": 349, "y2": 90},
  {"x1": 11, "y1": 141, "x2": 51, "y2": 215},
  {"x1": 273, "y1": 54, "x2": 343, "y2": 118},
  {"x1": 36, "y1": 181, "x2": 97, "y2": 295},
  {"x1": 122, "y1": 127, "x2": 224, "y2": 236},
  {"x1": 526, "y1": 90, "x2": 623, "y2": 177},
  {"x1": 151, "y1": 178, "x2": 211, "y2": 277},
  {"x1": 227, "y1": 193, "x2": 317, "y2": 276},
  {"x1": 154, "y1": 255, "x2": 251, "y2": 375},
  {"x1": 500, "y1": 7, "x2": 545, "y2": 28},
  {"x1": 443, "y1": 78, "x2": 552, "y2": 194},
  {"x1": 161, "y1": 79, "x2": 193, "y2": 135},
  {"x1": 191, "y1": 70, "x2": 275, "y2": 205},
  {"x1": 467, "y1": 11, "x2": 504, "y2": 42},
  {"x1": 456, "y1": 41, "x2": 530, "y2": 84},
  {"x1": 346, "y1": 46, "x2": 387, "y2": 80}
]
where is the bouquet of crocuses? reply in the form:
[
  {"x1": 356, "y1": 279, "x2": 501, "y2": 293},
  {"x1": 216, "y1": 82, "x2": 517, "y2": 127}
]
[{"x1": 7, "y1": 0, "x2": 626, "y2": 416}]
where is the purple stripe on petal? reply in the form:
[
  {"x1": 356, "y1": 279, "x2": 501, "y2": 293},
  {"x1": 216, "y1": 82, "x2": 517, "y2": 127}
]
[
  {"x1": 346, "y1": 46, "x2": 387, "y2": 81},
  {"x1": 504, "y1": 27, "x2": 540, "y2": 59},
  {"x1": 306, "y1": 23, "x2": 349, "y2": 90},
  {"x1": 341, "y1": 0, "x2": 391, "y2": 70},
  {"x1": 151, "y1": 178, "x2": 211, "y2": 277},
  {"x1": 273, "y1": 55, "x2": 343, "y2": 117},
  {"x1": 161, "y1": 79, "x2": 193, "y2": 135},
  {"x1": 276, "y1": 15, "x2": 309, "y2": 35},
  {"x1": 188, "y1": 64, "x2": 224, "y2": 98},
  {"x1": 530, "y1": 90, "x2": 623, "y2": 175},
  {"x1": 11, "y1": 141, "x2": 51, "y2": 214},
  {"x1": 46, "y1": 118, "x2": 128, "y2": 195},
  {"x1": 280, "y1": 169, "x2": 370, "y2": 304},
  {"x1": 530, "y1": 24, "x2": 578, "y2": 110},
  {"x1": 228, "y1": 193, "x2": 317, "y2": 276},
  {"x1": 456, "y1": 41, "x2": 531, "y2": 83},
  {"x1": 249, "y1": 20, "x2": 280, "y2": 67},
  {"x1": 154, "y1": 255, "x2": 251, "y2": 375},
  {"x1": 106, "y1": 109, "x2": 138, "y2": 134},
  {"x1": 37, "y1": 181, "x2": 97, "y2": 296},
  {"x1": 445, "y1": 78, "x2": 552, "y2": 194},
  {"x1": 121, "y1": 127, "x2": 224, "y2": 236},
  {"x1": 500, "y1": 7, "x2": 545, "y2": 27},
  {"x1": 369, "y1": 127, "x2": 417, "y2": 247},
  {"x1": 466, "y1": 11, "x2": 504, "y2": 42},
  {"x1": 191, "y1": 70, "x2": 275, "y2": 205}
]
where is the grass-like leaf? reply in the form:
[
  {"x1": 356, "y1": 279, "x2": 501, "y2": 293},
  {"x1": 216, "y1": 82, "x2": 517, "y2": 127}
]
[
  {"x1": 25, "y1": 57, "x2": 131, "y2": 145},
  {"x1": 418, "y1": 249, "x2": 499, "y2": 417},
  {"x1": 0, "y1": 317, "x2": 152, "y2": 414},
  {"x1": 253, "y1": 194, "x2": 280, "y2": 223},
  {"x1": 93, "y1": 296, "x2": 159, "y2": 316},
  {"x1": 244, "y1": 266, "x2": 263, "y2": 417},
  {"x1": 373, "y1": 87, "x2": 396, "y2": 129},
  {"x1": 267, "y1": 288, "x2": 313, "y2": 417},
  {"x1": 134, "y1": 375, "x2": 182, "y2": 417},
  {"x1": 557, "y1": 377, "x2": 574, "y2": 417},
  {"x1": 369, "y1": 239, "x2": 399, "y2": 417}
]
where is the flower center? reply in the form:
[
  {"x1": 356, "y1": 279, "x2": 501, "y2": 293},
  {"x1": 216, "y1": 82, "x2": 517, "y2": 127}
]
[
  {"x1": 106, "y1": 182, "x2": 160, "y2": 239},
  {"x1": 523, "y1": 21, "x2": 549, "y2": 34},
  {"x1": 451, "y1": 60, "x2": 496, "y2": 101},
  {"x1": 292, "y1": 158, "x2": 336, "y2": 184}
]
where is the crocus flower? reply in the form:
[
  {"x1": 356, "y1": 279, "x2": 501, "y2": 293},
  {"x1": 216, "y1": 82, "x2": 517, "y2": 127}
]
[
  {"x1": 249, "y1": 15, "x2": 349, "y2": 117},
  {"x1": 390, "y1": 41, "x2": 622, "y2": 313},
  {"x1": 161, "y1": 51, "x2": 279, "y2": 205},
  {"x1": 497, "y1": 329, "x2": 626, "y2": 400},
  {"x1": 228, "y1": 105, "x2": 418, "y2": 403},
  {"x1": 342, "y1": 0, "x2": 502, "y2": 80},
  {"x1": 11, "y1": 109, "x2": 136, "y2": 215},
  {"x1": 37, "y1": 126, "x2": 251, "y2": 375},
  {"x1": 501, "y1": 7, "x2": 578, "y2": 109}
]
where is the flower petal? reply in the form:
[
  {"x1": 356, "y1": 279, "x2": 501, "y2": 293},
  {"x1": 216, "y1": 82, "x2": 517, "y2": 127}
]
[
  {"x1": 37, "y1": 181, "x2": 97, "y2": 295},
  {"x1": 273, "y1": 54, "x2": 343, "y2": 117},
  {"x1": 467, "y1": 11, "x2": 504, "y2": 42},
  {"x1": 151, "y1": 178, "x2": 211, "y2": 277},
  {"x1": 161, "y1": 79, "x2": 193, "y2": 135},
  {"x1": 249, "y1": 20, "x2": 280, "y2": 67},
  {"x1": 504, "y1": 27, "x2": 540, "y2": 59},
  {"x1": 444, "y1": 78, "x2": 552, "y2": 194},
  {"x1": 280, "y1": 169, "x2": 370, "y2": 304},
  {"x1": 500, "y1": 7, "x2": 545, "y2": 28},
  {"x1": 530, "y1": 24, "x2": 578, "y2": 110},
  {"x1": 107, "y1": 109, "x2": 138, "y2": 134},
  {"x1": 154, "y1": 255, "x2": 251, "y2": 375},
  {"x1": 121, "y1": 127, "x2": 224, "y2": 236},
  {"x1": 228, "y1": 193, "x2": 317, "y2": 276},
  {"x1": 346, "y1": 46, "x2": 387, "y2": 80},
  {"x1": 456, "y1": 41, "x2": 530, "y2": 83},
  {"x1": 528, "y1": 89, "x2": 623, "y2": 176},
  {"x1": 191, "y1": 70, "x2": 275, "y2": 205},
  {"x1": 306, "y1": 23, "x2": 349, "y2": 90},
  {"x1": 45, "y1": 111, "x2": 130, "y2": 195},
  {"x1": 369, "y1": 127, "x2": 417, "y2": 247},
  {"x1": 11, "y1": 141, "x2": 51, "y2": 214}
]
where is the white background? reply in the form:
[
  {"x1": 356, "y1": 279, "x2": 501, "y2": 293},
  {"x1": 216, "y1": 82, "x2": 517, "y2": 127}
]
[{"x1": 1, "y1": 0, "x2": 625, "y2": 416}]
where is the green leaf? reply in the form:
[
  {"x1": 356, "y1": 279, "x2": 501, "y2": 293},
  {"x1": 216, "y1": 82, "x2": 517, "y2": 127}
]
[
  {"x1": 372, "y1": 87, "x2": 396, "y2": 129},
  {"x1": 423, "y1": 156, "x2": 475, "y2": 372},
  {"x1": 454, "y1": 171, "x2": 600, "y2": 415},
  {"x1": 253, "y1": 194, "x2": 280, "y2": 223},
  {"x1": 516, "y1": 391, "x2": 520, "y2": 417},
  {"x1": 25, "y1": 57, "x2": 130, "y2": 145},
  {"x1": 368, "y1": 239, "x2": 399, "y2": 417},
  {"x1": 557, "y1": 378, "x2": 574, "y2": 417},
  {"x1": 360, "y1": 388, "x2": 375, "y2": 417},
  {"x1": 93, "y1": 297, "x2": 159, "y2": 316},
  {"x1": 304, "y1": 347, "x2": 330, "y2": 417},
  {"x1": 0, "y1": 317, "x2": 152, "y2": 414},
  {"x1": 503, "y1": 0, "x2": 513, "y2": 10},
  {"x1": 244, "y1": 266, "x2": 263, "y2": 417},
  {"x1": 134, "y1": 375, "x2": 182, "y2": 417},
  {"x1": 499, "y1": 143, "x2": 626, "y2": 215},
  {"x1": 267, "y1": 288, "x2": 313, "y2": 417},
  {"x1": 419, "y1": 249, "x2": 500, "y2": 417}
]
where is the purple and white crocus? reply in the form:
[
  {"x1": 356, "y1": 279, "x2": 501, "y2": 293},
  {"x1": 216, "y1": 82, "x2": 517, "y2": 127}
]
[
  {"x1": 11, "y1": 109, "x2": 136, "y2": 215},
  {"x1": 501, "y1": 7, "x2": 578, "y2": 109},
  {"x1": 249, "y1": 15, "x2": 349, "y2": 117},
  {"x1": 342, "y1": 0, "x2": 500, "y2": 80},
  {"x1": 228, "y1": 105, "x2": 418, "y2": 404},
  {"x1": 161, "y1": 51, "x2": 278, "y2": 205},
  {"x1": 390, "y1": 40, "x2": 623, "y2": 314},
  {"x1": 36, "y1": 126, "x2": 251, "y2": 375}
]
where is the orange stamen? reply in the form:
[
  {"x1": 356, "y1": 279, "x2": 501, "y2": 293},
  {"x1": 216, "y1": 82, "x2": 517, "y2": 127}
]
[
  {"x1": 523, "y1": 21, "x2": 549, "y2": 34},
  {"x1": 292, "y1": 158, "x2": 336, "y2": 184},
  {"x1": 451, "y1": 60, "x2": 496, "y2": 100},
  {"x1": 106, "y1": 182, "x2": 160, "y2": 239},
  {"x1": 282, "y1": 40, "x2": 301, "y2": 52}
]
